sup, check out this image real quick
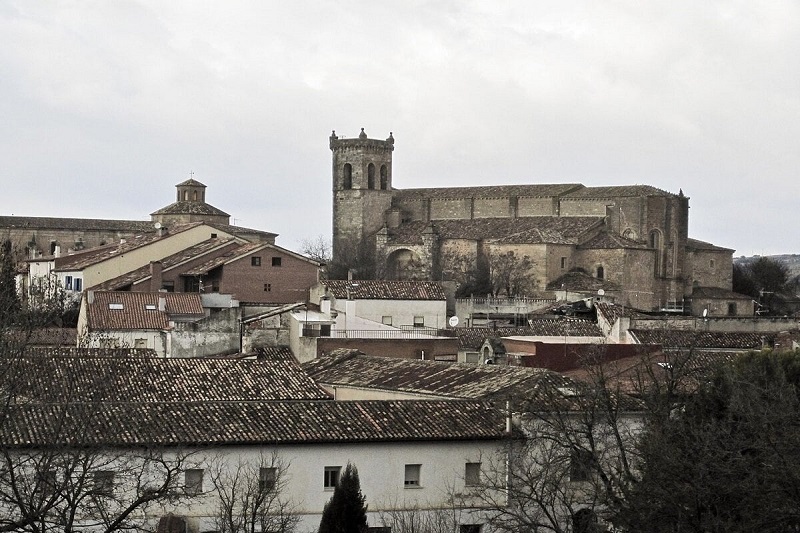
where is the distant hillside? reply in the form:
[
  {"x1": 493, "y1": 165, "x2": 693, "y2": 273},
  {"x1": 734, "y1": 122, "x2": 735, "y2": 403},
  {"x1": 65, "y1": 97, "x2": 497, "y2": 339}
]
[{"x1": 735, "y1": 254, "x2": 800, "y2": 281}]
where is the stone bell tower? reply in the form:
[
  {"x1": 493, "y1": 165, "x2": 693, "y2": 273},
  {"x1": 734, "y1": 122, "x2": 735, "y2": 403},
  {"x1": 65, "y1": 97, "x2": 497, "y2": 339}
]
[{"x1": 330, "y1": 128, "x2": 394, "y2": 274}]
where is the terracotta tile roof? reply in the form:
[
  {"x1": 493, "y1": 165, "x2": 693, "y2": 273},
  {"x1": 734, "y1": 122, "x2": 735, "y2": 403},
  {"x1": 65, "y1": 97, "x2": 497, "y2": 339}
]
[
  {"x1": 9, "y1": 328, "x2": 78, "y2": 346},
  {"x1": 455, "y1": 322, "x2": 602, "y2": 350},
  {"x1": 546, "y1": 271, "x2": 622, "y2": 292},
  {"x1": 0, "y1": 216, "x2": 154, "y2": 233},
  {"x1": 86, "y1": 291, "x2": 204, "y2": 330},
  {"x1": 7, "y1": 349, "x2": 329, "y2": 403},
  {"x1": 687, "y1": 238, "x2": 734, "y2": 252},
  {"x1": 2, "y1": 400, "x2": 507, "y2": 447},
  {"x1": 562, "y1": 185, "x2": 675, "y2": 198},
  {"x1": 691, "y1": 286, "x2": 753, "y2": 300},
  {"x1": 90, "y1": 238, "x2": 241, "y2": 291},
  {"x1": 322, "y1": 280, "x2": 446, "y2": 300},
  {"x1": 628, "y1": 329, "x2": 773, "y2": 350},
  {"x1": 594, "y1": 302, "x2": 651, "y2": 324},
  {"x1": 303, "y1": 352, "x2": 636, "y2": 412},
  {"x1": 578, "y1": 231, "x2": 649, "y2": 249},
  {"x1": 150, "y1": 201, "x2": 230, "y2": 217},
  {"x1": 183, "y1": 242, "x2": 320, "y2": 276},
  {"x1": 388, "y1": 217, "x2": 603, "y2": 245},
  {"x1": 394, "y1": 184, "x2": 583, "y2": 200},
  {"x1": 54, "y1": 223, "x2": 208, "y2": 271},
  {"x1": 564, "y1": 350, "x2": 739, "y2": 396}
]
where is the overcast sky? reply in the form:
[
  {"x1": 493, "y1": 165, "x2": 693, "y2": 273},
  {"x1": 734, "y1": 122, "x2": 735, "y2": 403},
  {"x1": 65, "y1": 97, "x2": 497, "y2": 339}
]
[{"x1": 1, "y1": 1, "x2": 798, "y2": 257}]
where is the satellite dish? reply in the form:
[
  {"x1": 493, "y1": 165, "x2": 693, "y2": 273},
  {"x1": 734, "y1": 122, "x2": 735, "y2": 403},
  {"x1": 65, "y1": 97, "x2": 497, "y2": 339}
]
[
  {"x1": 448, "y1": 316, "x2": 459, "y2": 328},
  {"x1": 597, "y1": 289, "x2": 605, "y2": 296},
  {"x1": 154, "y1": 222, "x2": 162, "y2": 230}
]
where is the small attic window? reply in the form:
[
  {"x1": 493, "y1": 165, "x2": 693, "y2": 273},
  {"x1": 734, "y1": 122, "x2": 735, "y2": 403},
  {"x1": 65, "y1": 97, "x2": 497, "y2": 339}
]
[
  {"x1": 145, "y1": 304, "x2": 157, "y2": 310},
  {"x1": 108, "y1": 303, "x2": 124, "y2": 310}
]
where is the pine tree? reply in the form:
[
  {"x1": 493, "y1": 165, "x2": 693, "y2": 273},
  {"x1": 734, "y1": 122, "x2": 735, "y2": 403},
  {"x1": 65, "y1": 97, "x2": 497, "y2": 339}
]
[
  {"x1": 318, "y1": 463, "x2": 368, "y2": 533},
  {"x1": 0, "y1": 239, "x2": 20, "y2": 326}
]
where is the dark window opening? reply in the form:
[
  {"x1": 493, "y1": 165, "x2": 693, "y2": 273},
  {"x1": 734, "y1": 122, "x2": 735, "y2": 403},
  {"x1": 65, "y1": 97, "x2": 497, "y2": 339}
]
[
  {"x1": 162, "y1": 280, "x2": 175, "y2": 292},
  {"x1": 380, "y1": 165, "x2": 388, "y2": 189},
  {"x1": 368, "y1": 163, "x2": 376, "y2": 189},
  {"x1": 596, "y1": 266, "x2": 604, "y2": 279},
  {"x1": 272, "y1": 257, "x2": 282, "y2": 267},
  {"x1": 264, "y1": 283, "x2": 271, "y2": 292},
  {"x1": 343, "y1": 164, "x2": 352, "y2": 189},
  {"x1": 251, "y1": 256, "x2": 262, "y2": 266}
]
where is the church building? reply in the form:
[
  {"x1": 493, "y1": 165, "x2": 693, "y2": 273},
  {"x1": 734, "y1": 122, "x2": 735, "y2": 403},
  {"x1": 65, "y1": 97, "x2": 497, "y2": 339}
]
[{"x1": 330, "y1": 129, "x2": 735, "y2": 313}]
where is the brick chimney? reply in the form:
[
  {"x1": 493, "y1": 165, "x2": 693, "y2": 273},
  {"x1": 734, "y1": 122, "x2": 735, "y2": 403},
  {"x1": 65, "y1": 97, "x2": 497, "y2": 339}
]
[{"x1": 150, "y1": 261, "x2": 163, "y2": 292}]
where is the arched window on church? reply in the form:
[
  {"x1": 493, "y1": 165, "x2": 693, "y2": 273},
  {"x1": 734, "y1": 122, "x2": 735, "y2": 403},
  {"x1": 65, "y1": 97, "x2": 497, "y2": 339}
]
[
  {"x1": 343, "y1": 164, "x2": 352, "y2": 189},
  {"x1": 649, "y1": 229, "x2": 663, "y2": 277},
  {"x1": 367, "y1": 163, "x2": 375, "y2": 190},
  {"x1": 380, "y1": 165, "x2": 388, "y2": 190},
  {"x1": 183, "y1": 190, "x2": 189, "y2": 201},
  {"x1": 193, "y1": 190, "x2": 198, "y2": 201},
  {"x1": 596, "y1": 266, "x2": 604, "y2": 279}
]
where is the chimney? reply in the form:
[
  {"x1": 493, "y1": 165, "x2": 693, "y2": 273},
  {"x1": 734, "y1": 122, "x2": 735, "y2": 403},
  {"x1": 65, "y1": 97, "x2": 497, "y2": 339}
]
[
  {"x1": 150, "y1": 261, "x2": 163, "y2": 292},
  {"x1": 87, "y1": 290, "x2": 94, "y2": 304},
  {"x1": 321, "y1": 296, "x2": 331, "y2": 315},
  {"x1": 54, "y1": 245, "x2": 61, "y2": 258},
  {"x1": 158, "y1": 296, "x2": 166, "y2": 312}
]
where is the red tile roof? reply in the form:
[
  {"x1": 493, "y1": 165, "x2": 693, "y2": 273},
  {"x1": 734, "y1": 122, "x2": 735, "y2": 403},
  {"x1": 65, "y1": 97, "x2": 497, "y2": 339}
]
[
  {"x1": 2, "y1": 400, "x2": 507, "y2": 447},
  {"x1": 8, "y1": 349, "x2": 330, "y2": 403},
  {"x1": 394, "y1": 184, "x2": 582, "y2": 200},
  {"x1": 322, "y1": 280, "x2": 446, "y2": 300},
  {"x1": 86, "y1": 291, "x2": 204, "y2": 330}
]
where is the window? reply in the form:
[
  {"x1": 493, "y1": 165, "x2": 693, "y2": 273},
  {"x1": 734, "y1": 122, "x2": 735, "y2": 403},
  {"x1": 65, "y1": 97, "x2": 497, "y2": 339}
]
[
  {"x1": 368, "y1": 163, "x2": 376, "y2": 189},
  {"x1": 251, "y1": 256, "x2": 262, "y2": 266},
  {"x1": 211, "y1": 232, "x2": 218, "y2": 238},
  {"x1": 570, "y1": 449, "x2": 593, "y2": 482},
  {"x1": 93, "y1": 471, "x2": 115, "y2": 496},
  {"x1": 134, "y1": 338, "x2": 147, "y2": 348},
  {"x1": 404, "y1": 464, "x2": 421, "y2": 487},
  {"x1": 465, "y1": 462, "x2": 481, "y2": 486},
  {"x1": 324, "y1": 466, "x2": 341, "y2": 489},
  {"x1": 184, "y1": 277, "x2": 201, "y2": 292},
  {"x1": 185, "y1": 469, "x2": 203, "y2": 496},
  {"x1": 259, "y1": 467, "x2": 277, "y2": 492},
  {"x1": 380, "y1": 165, "x2": 388, "y2": 190},
  {"x1": 459, "y1": 526, "x2": 482, "y2": 533},
  {"x1": 560, "y1": 257, "x2": 567, "y2": 269},
  {"x1": 727, "y1": 302, "x2": 736, "y2": 316},
  {"x1": 272, "y1": 257, "x2": 282, "y2": 267},
  {"x1": 710, "y1": 259, "x2": 715, "y2": 268},
  {"x1": 320, "y1": 324, "x2": 331, "y2": 337},
  {"x1": 74, "y1": 278, "x2": 82, "y2": 291},
  {"x1": 65, "y1": 276, "x2": 73, "y2": 290},
  {"x1": 596, "y1": 266, "x2": 604, "y2": 279},
  {"x1": 264, "y1": 283, "x2": 271, "y2": 292},
  {"x1": 413, "y1": 316, "x2": 424, "y2": 328},
  {"x1": 162, "y1": 280, "x2": 175, "y2": 292},
  {"x1": 343, "y1": 164, "x2": 352, "y2": 189},
  {"x1": 108, "y1": 303, "x2": 123, "y2": 310},
  {"x1": 38, "y1": 469, "x2": 57, "y2": 496},
  {"x1": 382, "y1": 315, "x2": 393, "y2": 326}
]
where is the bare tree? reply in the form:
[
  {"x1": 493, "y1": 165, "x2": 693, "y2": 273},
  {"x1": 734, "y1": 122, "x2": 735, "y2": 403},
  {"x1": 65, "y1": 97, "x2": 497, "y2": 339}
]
[
  {"x1": 207, "y1": 451, "x2": 298, "y2": 533},
  {"x1": 299, "y1": 236, "x2": 332, "y2": 265},
  {"x1": 487, "y1": 251, "x2": 536, "y2": 298}
]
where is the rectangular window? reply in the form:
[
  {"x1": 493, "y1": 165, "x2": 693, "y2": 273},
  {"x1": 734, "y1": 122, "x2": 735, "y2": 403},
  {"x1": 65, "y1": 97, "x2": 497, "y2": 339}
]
[
  {"x1": 382, "y1": 315, "x2": 392, "y2": 326},
  {"x1": 93, "y1": 471, "x2": 115, "y2": 496},
  {"x1": 264, "y1": 283, "x2": 271, "y2": 292},
  {"x1": 134, "y1": 338, "x2": 147, "y2": 348},
  {"x1": 404, "y1": 464, "x2": 421, "y2": 487},
  {"x1": 320, "y1": 324, "x2": 331, "y2": 337},
  {"x1": 465, "y1": 462, "x2": 481, "y2": 486},
  {"x1": 727, "y1": 302, "x2": 736, "y2": 316},
  {"x1": 251, "y1": 256, "x2": 262, "y2": 266},
  {"x1": 74, "y1": 278, "x2": 82, "y2": 291},
  {"x1": 324, "y1": 466, "x2": 341, "y2": 489},
  {"x1": 570, "y1": 449, "x2": 593, "y2": 482},
  {"x1": 64, "y1": 276, "x2": 73, "y2": 290},
  {"x1": 185, "y1": 469, "x2": 204, "y2": 496},
  {"x1": 259, "y1": 467, "x2": 277, "y2": 492},
  {"x1": 162, "y1": 280, "x2": 175, "y2": 292},
  {"x1": 38, "y1": 469, "x2": 57, "y2": 496},
  {"x1": 413, "y1": 316, "x2": 424, "y2": 328},
  {"x1": 560, "y1": 257, "x2": 567, "y2": 269},
  {"x1": 459, "y1": 526, "x2": 482, "y2": 533},
  {"x1": 272, "y1": 257, "x2": 282, "y2": 267}
]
